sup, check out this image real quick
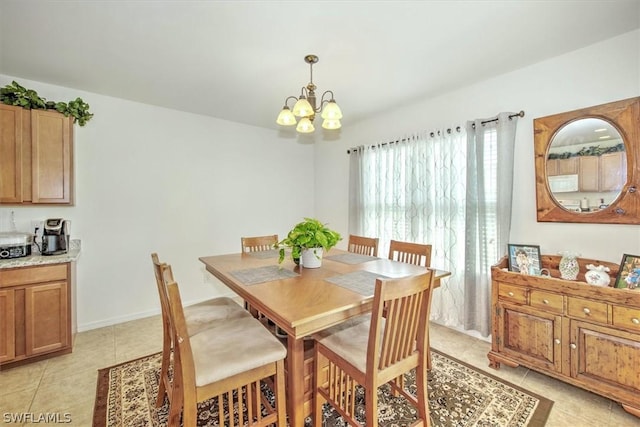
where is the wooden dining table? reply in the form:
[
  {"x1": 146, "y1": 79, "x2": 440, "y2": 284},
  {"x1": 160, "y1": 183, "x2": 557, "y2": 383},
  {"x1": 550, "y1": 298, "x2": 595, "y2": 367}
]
[{"x1": 199, "y1": 248, "x2": 450, "y2": 426}]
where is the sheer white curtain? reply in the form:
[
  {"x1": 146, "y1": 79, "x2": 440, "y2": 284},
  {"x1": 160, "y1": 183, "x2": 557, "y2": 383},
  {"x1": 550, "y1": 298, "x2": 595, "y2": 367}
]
[
  {"x1": 464, "y1": 113, "x2": 519, "y2": 335},
  {"x1": 349, "y1": 114, "x2": 520, "y2": 337},
  {"x1": 349, "y1": 129, "x2": 467, "y2": 331}
]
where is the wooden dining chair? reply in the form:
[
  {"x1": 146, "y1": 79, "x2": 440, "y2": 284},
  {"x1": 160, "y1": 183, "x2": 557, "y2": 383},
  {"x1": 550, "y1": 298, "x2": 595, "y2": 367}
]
[
  {"x1": 347, "y1": 234, "x2": 379, "y2": 257},
  {"x1": 387, "y1": 240, "x2": 436, "y2": 371},
  {"x1": 313, "y1": 271, "x2": 435, "y2": 427},
  {"x1": 151, "y1": 253, "x2": 252, "y2": 408},
  {"x1": 241, "y1": 234, "x2": 278, "y2": 253},
  {"x1": 388, "y1": 239, "x2": 432, "y2": 267},
  {"x1": 240, "y1": 235, "x2": 280, "y2": 322},
  {"x1": 166, "y1": 279, "x2": 287, "y2": 426}
]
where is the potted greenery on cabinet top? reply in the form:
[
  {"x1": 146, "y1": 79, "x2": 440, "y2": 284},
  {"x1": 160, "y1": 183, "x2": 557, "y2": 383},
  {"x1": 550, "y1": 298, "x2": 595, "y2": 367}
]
[
  {"x1": 0, "y1": 81, "x2": 94, "y2": 126},
  {"x1": 277, "y1": 218, "x2": 342, "y2": 268}
]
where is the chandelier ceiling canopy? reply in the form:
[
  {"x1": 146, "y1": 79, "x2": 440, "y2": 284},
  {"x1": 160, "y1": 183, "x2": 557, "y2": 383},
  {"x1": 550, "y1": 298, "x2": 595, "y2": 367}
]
[{"x1": 276, "y1": 54, "x2": 342, "y2": 134}]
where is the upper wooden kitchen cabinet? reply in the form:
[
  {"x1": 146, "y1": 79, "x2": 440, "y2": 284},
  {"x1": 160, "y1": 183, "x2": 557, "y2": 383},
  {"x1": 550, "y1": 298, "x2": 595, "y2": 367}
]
[{"x1": 0, "y1": 105, "x2": 74, "y2": 205}]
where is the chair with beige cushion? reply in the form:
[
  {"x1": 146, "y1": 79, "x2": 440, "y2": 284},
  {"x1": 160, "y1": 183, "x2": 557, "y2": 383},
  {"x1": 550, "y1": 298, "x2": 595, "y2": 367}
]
[
  {"x1": 151, "y1": 253, "x2": 252, "y2": 408},
  {"x1": 313, "y1": 272, "x2": 435, "y2": 427},
  {"x1": 347, "y1": 234, "x2": 379, "y2": 257},
  {"x1": 388, "y1": 239, "x2": 432, "y2": 267},
  {"x1": 166, "y1": 279, "x2": 287, "y2": 426}
]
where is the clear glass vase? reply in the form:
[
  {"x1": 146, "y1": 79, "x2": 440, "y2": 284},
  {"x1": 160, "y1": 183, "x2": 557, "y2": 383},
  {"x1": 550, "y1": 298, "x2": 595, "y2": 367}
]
[{"x1": 559, "y1": 251, "x2": 580, "y2": 280}]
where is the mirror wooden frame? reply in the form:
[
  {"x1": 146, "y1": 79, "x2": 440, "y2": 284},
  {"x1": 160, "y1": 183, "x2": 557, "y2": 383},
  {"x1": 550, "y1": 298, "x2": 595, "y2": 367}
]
[{"x1": 534, "y1": 97, "x2": 640, "y2": 224}]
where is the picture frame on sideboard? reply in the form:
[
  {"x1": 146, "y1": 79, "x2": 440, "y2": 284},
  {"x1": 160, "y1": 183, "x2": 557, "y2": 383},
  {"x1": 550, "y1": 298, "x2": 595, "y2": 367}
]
[
  {"x1": 507, "y1": 244, "x2": 542, "y2": 275},
  {"x1": 615, "y1": 254, "x2": 640, "y2": 289}
]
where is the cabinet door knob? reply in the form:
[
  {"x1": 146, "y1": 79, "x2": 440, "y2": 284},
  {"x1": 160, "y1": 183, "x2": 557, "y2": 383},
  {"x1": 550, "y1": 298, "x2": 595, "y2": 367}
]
[
  {"x1": 570, "y1": 343, "x2": 577, "y2": 349},
  {"x1": 543, "y1": 299, "x2": 549, "y2": 304},
  {"x1": 583, "y1": 307, "x2": 591, "y2": 315},
  {"x1": 632, "y1": 318, "x2": 640, "y2": 325},
  {"x1": 554, "y1": 338, "x2": 561, "y2": 345},
  {"x1": 508, "y1": 291, "x2": 514, "y2": 297}
]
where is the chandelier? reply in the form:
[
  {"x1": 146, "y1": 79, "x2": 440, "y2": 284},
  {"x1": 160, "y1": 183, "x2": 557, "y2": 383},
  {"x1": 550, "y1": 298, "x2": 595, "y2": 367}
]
[{"x1": 276, "y1": 54, "x2": 342, "y2": 133}]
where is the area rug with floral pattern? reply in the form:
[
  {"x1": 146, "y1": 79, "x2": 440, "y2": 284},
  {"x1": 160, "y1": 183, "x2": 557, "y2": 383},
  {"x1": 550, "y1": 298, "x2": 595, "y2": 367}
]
[{"x1": 93, "y1": 348, "x2": 552, "y2": 426}]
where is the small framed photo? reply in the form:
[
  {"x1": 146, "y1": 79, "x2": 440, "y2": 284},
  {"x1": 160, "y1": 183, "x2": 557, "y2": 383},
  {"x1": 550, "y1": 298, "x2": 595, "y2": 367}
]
[
  {"x1": 507, "y1": 244, "x2": 542, "y2": 275},
  {"x1": 614, "y1": 254, "x2": 640, "y2": 289}
]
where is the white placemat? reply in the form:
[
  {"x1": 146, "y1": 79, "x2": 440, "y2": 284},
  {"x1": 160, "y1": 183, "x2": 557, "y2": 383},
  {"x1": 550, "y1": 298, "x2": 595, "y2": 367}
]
[
  {"x1": 230, "y1": 265, "x2": 298, "y2": 285},
  {"x1": 325, "y1": 253, "x2": 379, "y2": 265},
  {"x1": 325, "y1": 270, "x2": 390, "y2": 296}
]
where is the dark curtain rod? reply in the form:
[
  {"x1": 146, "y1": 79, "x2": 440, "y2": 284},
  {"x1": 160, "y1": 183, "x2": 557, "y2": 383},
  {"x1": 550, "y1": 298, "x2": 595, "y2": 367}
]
[{"x1": 346, "y1": 110, "x2": 525, "y2": 154}]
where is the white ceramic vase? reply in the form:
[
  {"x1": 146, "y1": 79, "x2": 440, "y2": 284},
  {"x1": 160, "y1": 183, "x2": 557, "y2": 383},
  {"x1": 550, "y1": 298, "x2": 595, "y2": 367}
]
[
  {"x1": 585, "y1": 264, "x2": 611, "y2": 286},
  {"x1": 559, "y1": 251, "x2": 580, "y2": 280},
  {"x1": 300, "y1": 247, "x2": 323, "y2": 268}
]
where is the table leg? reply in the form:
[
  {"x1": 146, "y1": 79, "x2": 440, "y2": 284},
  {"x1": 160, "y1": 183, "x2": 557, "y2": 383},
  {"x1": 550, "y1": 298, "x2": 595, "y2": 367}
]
[{"x1": 287, "y1": 335, "x2": 306, "y2": 426}]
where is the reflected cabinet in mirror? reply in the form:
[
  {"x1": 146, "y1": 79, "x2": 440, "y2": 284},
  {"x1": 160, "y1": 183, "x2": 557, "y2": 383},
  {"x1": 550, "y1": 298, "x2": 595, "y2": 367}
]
[{"x1": 534, "y1": 97, "x2": 640, "y2": 224}]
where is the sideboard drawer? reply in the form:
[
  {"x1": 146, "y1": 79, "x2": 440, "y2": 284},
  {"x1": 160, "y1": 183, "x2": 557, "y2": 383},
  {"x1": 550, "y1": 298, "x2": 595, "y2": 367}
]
[
  {"x1": 530, "y1": 290, "x2": 563, "y2": 314},
  {"x1": 567, "y1": 297, "x2": 608, "y2": 324},
  {"x1": 612, "y1": 305, "x2": 640, "y2": 333},
  {"x1": 498, "y1": 283, "x2": 527, "y2": 304}
]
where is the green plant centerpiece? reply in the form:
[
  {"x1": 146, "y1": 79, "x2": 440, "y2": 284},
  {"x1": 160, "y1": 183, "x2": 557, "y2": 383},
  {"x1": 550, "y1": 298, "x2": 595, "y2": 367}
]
[{"x1": 278, "y1": 218, "x2": 342, "y2": 268}]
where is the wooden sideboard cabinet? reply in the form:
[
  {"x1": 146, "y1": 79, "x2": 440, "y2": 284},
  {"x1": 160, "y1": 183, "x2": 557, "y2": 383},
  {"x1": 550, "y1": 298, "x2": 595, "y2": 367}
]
[
  {"x1": 0, "y1": 104, "x2": 74, "y2": 205},
  {"x1": 489, "y1": 255, "x2": 640, "y2": 418},
  {"x1": 0, "y1": 263, "x2": 76, "y2": 368}
]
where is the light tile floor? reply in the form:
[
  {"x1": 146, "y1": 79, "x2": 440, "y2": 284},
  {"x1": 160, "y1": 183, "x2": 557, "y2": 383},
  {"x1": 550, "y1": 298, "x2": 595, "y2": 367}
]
[{"x1": 0, "y1": 316, "x2": 638, "y2": 427}]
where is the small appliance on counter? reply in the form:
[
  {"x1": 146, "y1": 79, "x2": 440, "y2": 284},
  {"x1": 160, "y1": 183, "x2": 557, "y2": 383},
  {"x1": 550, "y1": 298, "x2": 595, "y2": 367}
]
[
  {"x1": 42, "y1": 218, "x2": 70, "y2": 256},
  {"x1": 0, "y1": 232, "x2": 33, "y2": 259}
]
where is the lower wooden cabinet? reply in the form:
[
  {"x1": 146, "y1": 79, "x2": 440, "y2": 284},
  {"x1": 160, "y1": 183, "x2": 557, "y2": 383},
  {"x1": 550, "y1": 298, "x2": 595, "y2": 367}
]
[
  {"x1": 497, "y1": 303, "x2": 562, "y2": 373},
  {"x1": 0, "y1": 263, "x2": 75, "y2": 368},
  {"x1": 0, "y1": 289, "x2": 16, "y2": 362},
  {"x1": 25, "y1": 281, "x2": 69, "y2": 356},
  {"x1": 489, "y1": 255, "x2": 640, "y2": 418}
]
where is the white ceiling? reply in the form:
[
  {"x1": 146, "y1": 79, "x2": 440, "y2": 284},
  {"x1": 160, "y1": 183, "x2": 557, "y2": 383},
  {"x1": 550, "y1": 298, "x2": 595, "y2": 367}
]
[{"x1": 1, "y1": 1, "x2": 639, "y2": 131}]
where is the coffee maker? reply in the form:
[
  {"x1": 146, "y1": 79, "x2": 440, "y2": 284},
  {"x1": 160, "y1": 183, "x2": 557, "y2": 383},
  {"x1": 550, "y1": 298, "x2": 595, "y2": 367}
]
[{"x1": 42, "y1": 218, "x2": 70, "y2": 256}]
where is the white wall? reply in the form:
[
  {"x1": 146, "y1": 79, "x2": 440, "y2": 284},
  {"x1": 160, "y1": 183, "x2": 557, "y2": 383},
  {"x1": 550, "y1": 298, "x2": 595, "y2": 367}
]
[
  {"x1": 0, "y1": 76, "x2": 315, "y2": 331},
  {"x1": 3, "y1": 30, "x2": 639, "y2": 331},
  {"x1": 315, "y1": 29, "x2": 640, "y2": 263}
]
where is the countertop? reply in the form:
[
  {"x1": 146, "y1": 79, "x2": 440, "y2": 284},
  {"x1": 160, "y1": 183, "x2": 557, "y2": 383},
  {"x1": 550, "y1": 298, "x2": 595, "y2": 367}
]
[{"x1": 0, "y1": 239, "x2": 81, "y2": 269}]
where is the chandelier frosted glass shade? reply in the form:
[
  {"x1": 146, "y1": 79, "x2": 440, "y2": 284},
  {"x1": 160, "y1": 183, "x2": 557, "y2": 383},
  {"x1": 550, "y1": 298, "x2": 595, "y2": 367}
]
[
  {"x1": 276, "y1": 107, "x2": 297, "y2": 126},
  {"x1": 322, "y1": 119, "x2": 341, "y2": 130},
  {"x1": 296, "y1": 117, "x2": 315, "y2": 133},
  {"x1": 292, "y1": 97, "x2": 314, "y2": 117},
  {"x1": 321, "y1": 101, "x2": 343, "y2": 120}
]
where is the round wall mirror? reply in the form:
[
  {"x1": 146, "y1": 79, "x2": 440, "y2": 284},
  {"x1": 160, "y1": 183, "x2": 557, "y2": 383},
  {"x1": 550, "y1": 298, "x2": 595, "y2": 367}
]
[
  {"x1": 546, "y1": 117, "x2": 626, "y2": 213},
  {"x1": 534, "y1": 97, "x2": 639, "y2": 224}
]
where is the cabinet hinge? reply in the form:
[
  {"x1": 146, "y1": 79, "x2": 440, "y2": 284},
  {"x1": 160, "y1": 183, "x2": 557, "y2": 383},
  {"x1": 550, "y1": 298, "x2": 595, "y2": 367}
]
[
  {"x1": 495, "y1": 306, "x2": 501, "y2": 317},
  {"x1": 496, "y1": 336, "x2": 501, "y2": 345}
]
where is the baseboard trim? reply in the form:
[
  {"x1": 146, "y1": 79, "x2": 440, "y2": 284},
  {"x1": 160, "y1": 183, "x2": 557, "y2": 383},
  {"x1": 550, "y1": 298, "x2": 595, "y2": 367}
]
[{"x1": 77, "y1": 292, "x2": 239, "y2": 332}]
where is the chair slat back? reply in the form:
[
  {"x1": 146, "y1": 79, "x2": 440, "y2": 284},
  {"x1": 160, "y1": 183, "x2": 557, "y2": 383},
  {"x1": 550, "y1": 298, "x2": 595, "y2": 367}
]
[
  {"x1": 151, "y1": 253, "x2": 176, "y2": 326},
  {"x1": 367, "y1": 272, "x2": 434, "y2": 377},
  {"x1": 388, "y1": 240, "x2": 432, "y2": 267},
  {"x1": 241, "y1": 235, "x2": 278, "y2": 253},
  {"x1": 151, "y1": 253, "x2": 183, "y2": 407},
  {"x1": 166, "y1": 281, "x2": 198, "y2": 396},
  {"x1": 152, "y1": 254, "x2": 171, "y2": 332},
  {"x1": 347, "y1": 234, "x2": 379, "y2": 257}
]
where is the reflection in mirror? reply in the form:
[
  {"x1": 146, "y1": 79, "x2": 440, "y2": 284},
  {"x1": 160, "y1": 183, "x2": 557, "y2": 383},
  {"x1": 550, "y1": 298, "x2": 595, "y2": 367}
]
[
  {"x1": 534, "y1": 96, "x2": 639, "y2": 224},
  {"x1": 547, "y1": 118, "x2": 626, "y2": 213}
]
